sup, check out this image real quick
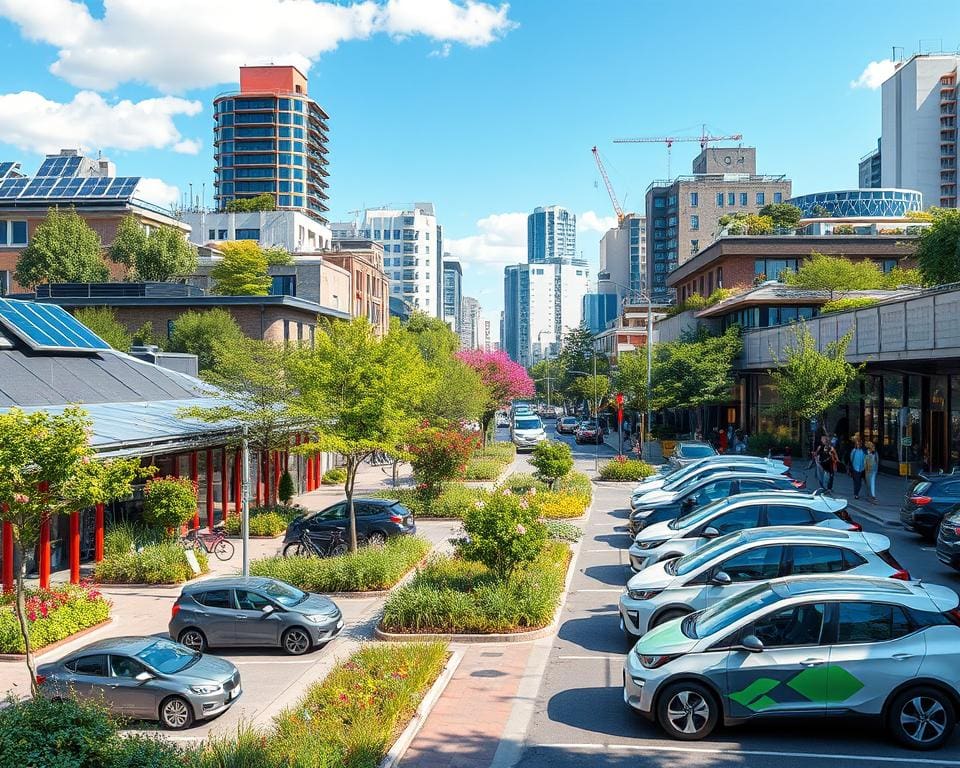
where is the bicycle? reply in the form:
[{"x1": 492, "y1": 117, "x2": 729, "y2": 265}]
[
  {"x1": 283, "y1": 528, "x2": 366, "y2": 558},
  {"x1": 180, "y1": 523, "x2": 235, "y2": 561}
]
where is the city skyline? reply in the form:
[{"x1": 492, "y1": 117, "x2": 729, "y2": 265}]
[{"x1": 0, "y1": 1, "x2": 956, "y2": 324}]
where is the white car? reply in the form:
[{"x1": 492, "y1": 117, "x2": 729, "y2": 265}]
[
  {"x1": 631, "y1": 460, "x2": 790, "y2": 510},
  {"x1": 511, "y1": 415, "x2": 547, "y2": 451},
  {"x1": 632, "y1": 455, "x2": 787, "y2": 496},
  {"x1": 619, "y1": 526, "x2": 907, "y2": 640},
  {"x1": 628, "y1": 492, "x2": 857, "y2": 571}
]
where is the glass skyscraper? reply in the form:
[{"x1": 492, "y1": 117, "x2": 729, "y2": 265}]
[{"x1": 527, "y1": 205, "x2": 576, "y2": 263}]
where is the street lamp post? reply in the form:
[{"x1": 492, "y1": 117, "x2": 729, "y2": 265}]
[{"x1": 593, "y1": 341, "x2": 599, "y2": 473}]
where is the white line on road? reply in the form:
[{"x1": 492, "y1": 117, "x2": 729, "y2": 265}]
[
  {"x1": 571, "y1": 588, "x2": 623, "y2": 593},
  {"x1": 231, "y1": 659, "x2": 317, "y2": 665},
  {"x1": 557, "y1": 655, "x2": 622, "y2": 660},
  {"x1": 538, "y1": 743, "x2": 960, "y2": 765},
  {"x1": 586, "y1": 548, "x2": 621, "y2": 552}
]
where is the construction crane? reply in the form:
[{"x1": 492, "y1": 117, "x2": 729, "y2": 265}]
[
  {"x1": 613, "y1": 125, "x2": 743, "y2": 178},
  {"x1": 591, "y1": 146, "x2": 625, "y2": 225}
]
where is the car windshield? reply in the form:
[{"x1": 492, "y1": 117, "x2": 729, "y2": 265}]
[
  {"x1": 136, "y1": 639, "x2": 199, "y2": 674},
  {"x1": 563, "y1": 418, "x2": 578, "y2": 425},
  {"x1": 580, "y1": 421, "x2": 597, "y2": 428},
  {"x1": 689, "y1": 583, "x2": 780, "y2": 639},
  {"x1": 515, "y1": 418, "x2": 541, "y2": 430},
  {"x1": 681, "y1": 444, "x2": 716, "y2": 458},
  {"x1": 261, "y1": 580, "x2": 307, "y2": 607},
  {"x1": 661, "y1": 464, "x2": 707, "y2": 490},
  {"x1": 668, "y1": 497, "x2": 736, "y2": 530},
  {"x1": 671, "y1": 531, "x2": 744, "y2": 575}
]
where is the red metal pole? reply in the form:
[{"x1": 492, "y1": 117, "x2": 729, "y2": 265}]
[
  {"x1": 94, "y1": 503, "x2": 104, "y2": 562},
  {"x1": 38, "y1": 518, "x2": 50, "y2": 589},
  {"x1": 205, "y1": 448, "x2": 214, "y2": 530},
  {"x1": 255, "y1": 452, "x2": 262, "y2": 507},
  {"x1": 234, "y1": 448, "x2": 242, "y2": 514},
  {"x1": 190, "y1": 451, "x2": 200, "y2": 530},
  {"x1": 2, "y1": 520, "x2": 13, "y2": 593},
  {"x1": 69, "y1": 511, "x2": 80, "y2": 585},
  {"x1": 221, "y1": 447, "x2": 229, "y2": 522},
  {"x1": 305, "y1": 438, "x2": 314, "y2": 490}
]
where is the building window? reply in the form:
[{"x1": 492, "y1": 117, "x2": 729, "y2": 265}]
[
  {"x1": 383, "y1": 230, "x2": 391, "y2": 240},
  {"x1": 739, "y1": 192, "x2": 748, "y2": 206},
  {"x1": 690, "y1": 215, "x2": 699, "y2": 230},
  {"x1": 691, "y1": 240, "x2": 699, "y2": 254},
  {"x1": 374, "y1": 230, "x2": 381, "y2": 239},
  {"x1": 689, "y1": 192, "x2": 698, "y2": 207},
  {"x1": 235, "y1": 228, "x2": 261, "y2": 240},
  {"x1": 394, "y1": 229, "x2": 401, "y2": 239},
  {"x1": 756, "y1": 192, "x2": 765, "y2": 205},
  {"x1": 717, "y1": 266, "x2": 723, "y2": 287},
  {"x1": 774, "y1": 192, "x2": 783, "y2": 203},
  {"x1": 270, "y1": 275, "x2": 296, "y2": 296},
  {"x1": 208, "y1": 229, "x2": 215, "y2": 240},
  {"x1": 218, "y1": 229, "x2": 228, "y2": 239},
  {"x1": 727, "y1": 192, "x2": 735, "y2": 206},
  {"x1": 716, "y1": 192, "x2": 724, "y2": 207},
  {"x1": 8, "y1": 221, "x2": 27, "y2": 245},
  {"x1": 0, "y1": 270, "x2": 8, "y2": 295},
  {"x1": 654, "y1": 198, "x2": 665, "y2": 208},
  {"x1": 167, "y1": 320, "x2": 175, "y2": 339}
]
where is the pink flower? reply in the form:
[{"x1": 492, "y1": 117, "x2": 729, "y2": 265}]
[
  {"x1": 13, "y1": 494, "x2": 29, "y2": 504},
  {"x1": 516, "y1": 524, "x2": 527, "y2": 535},
  {"x1": 527, "y1": 488, "x2": 537, "y2": 496},
  {"x1": 81, "y1": 456, "x2": 90, "y2": 465},
  {"x1": 519, "y1": 499, "x2": 529, "y2": 510},
  {"x1": 473, "y1": 501, "x2": 485, "y2": 510},
  {"x1": 501, "y1": 488, "x2": 512, "y2": 496}
]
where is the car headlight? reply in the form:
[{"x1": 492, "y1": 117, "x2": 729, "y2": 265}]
[
  {"x1": 636, "y1": 539, "x2": 667, "y2": 550},
  {"x1": 627, "y1": 588, "x2": 662, "y2": 600},
  {"x1": 306, "y1": 613, "x2": 333, "y2": 623},
  {"x1": 636, "y1": 652, "x2": 681, "y2": 669},
  {"x1": 190, "y1": 683, "x2": 223, "y2": 694}
]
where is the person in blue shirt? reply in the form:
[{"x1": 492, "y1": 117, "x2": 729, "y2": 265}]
[{"x1": 848, "y1": 437, "x2": 866, "y2": 500}]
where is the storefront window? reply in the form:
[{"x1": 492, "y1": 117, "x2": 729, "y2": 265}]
[
  {"x1": 881, "y1": 374, "x2": 903, "y2": 463},
  {"x1": 907, "y1": 375, "x2": 922, "y2": 466},
  {"x1": 952, "y1": 376, "x2": 960, "y2": 470}
]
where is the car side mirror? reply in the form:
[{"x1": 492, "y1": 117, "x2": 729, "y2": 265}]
[
  {"x1": 738, "y1": 634, "x2": 764, "y2": 653},
  {"x1": 261, "y1": 604, "x2": 275, "y2": 615},
  {"x1": 710, "y1": 571, "x2": 732, "y2": 586},
  {"x1": 135, "y1": 671, "x2": 154, "y2": 683},
  {"x1": 683, "y1": 497, "x2": 695, "y2": 507},
  {"x1": 702, "y1": 526, "x2": 720, "y2": 539}
]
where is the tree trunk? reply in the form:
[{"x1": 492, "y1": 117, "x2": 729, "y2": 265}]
[
  {"x1": 391, "y1": 457, "x2": 399, "y2": 487},
  {"x1": 13, "y1": 539, "x2": 37, "y2": 697},
  {"x1": 345, "y1": 457, "x2": 359, "y2": 552}
]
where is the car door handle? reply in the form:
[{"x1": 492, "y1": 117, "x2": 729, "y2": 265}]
[
  {"x1": 237, "y1": 615, "x2": 247, "y2": 620},
  {"x1": 800, "y1": 658, "x2": 825, "y2": 667},
  {"x1": 892, "y1": 653, "x2": 914, "y2": 661}
]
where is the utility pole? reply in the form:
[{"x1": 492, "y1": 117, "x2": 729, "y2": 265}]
[
  {"x1": 593, "y1": 343, "x2": 599, "y2": 473},
  {"x1": 241, "y1": 426, "x2": 250, "y2": 577}
]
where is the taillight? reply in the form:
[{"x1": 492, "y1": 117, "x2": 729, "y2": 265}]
[
  {"x1": 171, "y1": 603, "x2": 180, "y2": 619},
  {"x1": 389, "y1": 514, "x2": 403, "y2": 523},
  {"x1": 955, "y1": 527, "x2": 960, "y2": 537},
  {"x1": 837, "y1": 508, "x2": 852, "y2": 522},
  {"x1": 891, "y1": 569, "x2": 911, "y2": 581},
  {"x1": 945, "y1": 609, "x2": 960, "y2": 626},
  {"x1": 878, "y1": 549, "x2": 911, "y2": 580},
  {"x1": 34, "y1": 674, "x2": 46, "y2": 686},
  {"x1": 910, "y1": 496, "x2": 932, "y2": 506},
  {"x1": 791, "y1": 480, "x2": 806, "y2": 489},
  {"x1": 848, "y1": 522, "x2": 863, "y2": 532}
]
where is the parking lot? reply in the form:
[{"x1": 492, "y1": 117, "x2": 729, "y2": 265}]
[{"x1": 514, "y1": 430, "x2": 960, "y2": 768}]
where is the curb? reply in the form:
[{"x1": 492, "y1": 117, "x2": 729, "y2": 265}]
[
  {"x1": 377, "y1": 649, "x2": 463, "y2": 768},
  {"x1": 848, "y1": 502, "x2": 902, "y2": 528},
  {"x1": 0, "y1": 618, "x2": 114, "y2": 661},
  {"x1": 325, "y1": 556, "x2": 429, "y2": 599}
]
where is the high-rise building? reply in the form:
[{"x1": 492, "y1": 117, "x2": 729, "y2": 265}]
[
  {"x1": 645, "y1": 147, "x2": 791, "y2": 303},
  {"x1": 528, "y1": 205, "x2": 576, "y2": 263},
  {"x1": 859, "y1": 139, "x2": 882, "y2": 189},
  {"x1": 460, "y1": 296, "x2": 482, "y2": 349},
  {"x1": 213, "y1": 66, "x2": 330, "y2": 223},
  {"x1": 599, "y1": 213, "x2": 646, "y2": 296},
  {"x1": 879, "y1": 54, "x2": 960, "y2": 208},
  {"x1": 442, "y1": 256, "x2": 462, "y2": 331},
  {"x1": 331, "y1": 203, "x2": 440, "y2": 316}
]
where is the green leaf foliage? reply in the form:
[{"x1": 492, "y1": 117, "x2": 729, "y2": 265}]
[
  {"x1": 614, "y1": 348, "x2": 649, "y2": 411},
  {"x1": 460, "y1": 490, "x2": 547, "y2": 581},
  {"x1": 598, "y1": 458, "x2": 656, "y2": 481},
  {"x1": 783, "y1": 252, "x2": 921, "y2": 296},
  {"x1": 915, "y1": 207, "x2": 960, "y2": 286},
  {"x1": 819, "y1": 296, "x2": 879, "y2": 315},
  {"x1": 263, "y1": 245, "x2": 294, "y2": 266},
  {"x1": 168, "y1": 308, "x2": 245, "y2": 373},
  {"x1": 14, "y1": 207, "x2": 107, "y2": 287},
  {"x1": 529, "y1": 440, "x2": 573, "y2": 489},
  {"x1": 109, "y1": 214, "x2": 197, "y2": 281},
  {"x1": 94, "y1": 540, "x2": 209, "y2": 584},
  {"x1": 278, "y1": 470, "x2": 294, "y2": 505},
  {"x1": 758, "y1": 202, "x2": 802, "y2": 229},
  {"x1": 142, "y1": 476, "x2": 198, "y2": 529},
  {"x1": 651, "y1": 326, "x2": 742, "y2": 415},
  {"x1": 73, "y1": 307, "x2": 132, "y2": 351},
  {"x1": 210, "y1": 240, "x2": 271, "y2": 295},
  {"x1": 225, "y1": 193, "x2": 275, "y2": 212}
]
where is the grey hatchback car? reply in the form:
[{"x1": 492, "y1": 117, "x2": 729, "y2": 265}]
[
  {"x1": 37, "y1": 636, "x2": 240, "y2": 730},
  {"x1": 169, "y1": 576, "x2": 343, "y2": 656}
]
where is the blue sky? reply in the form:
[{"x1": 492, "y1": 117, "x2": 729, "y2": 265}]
[{"x1": 0, "y1": 0, "x2": 956, "y2": 320}]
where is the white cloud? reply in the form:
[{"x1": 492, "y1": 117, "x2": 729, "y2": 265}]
[
  {"x1": 173, "y1": 138, "x2": 202, "y2": 155},
  {"x1": 0, "y1": 0, "x2": 516, "y2": 93},
  {"x1": 445, "y1": 211, "x2": 527, "y2": 267},
  {"x1": 578, "y1": 210, "x2": 616, "y2": 234},
  {"x1": 135, "y1": 177, "x2": 180, "y2": 209},
  {"x1": 851, "y1": 59, "x2": 897, "y2": 90},
  {"x1": 429, "y1": 43, "x2": 453, "y2": 58},
  {"x1": 0, "y1": 90, "x2": 201, "y2": 154}
]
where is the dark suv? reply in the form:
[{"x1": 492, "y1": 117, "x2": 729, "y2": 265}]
[
  {"x1": 900, "y1": 475, "x2": 960, "y2": 540},
  {"x1": 282, "y1": 498, "x2": 415, "y2": 555},
  {"x1": 936, "y1": 509, "x2": 960, "y2": 570}
]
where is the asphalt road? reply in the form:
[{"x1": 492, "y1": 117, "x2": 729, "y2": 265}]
[{"x1": 513, "y1": 425, "x2": 960, "y2": 768}]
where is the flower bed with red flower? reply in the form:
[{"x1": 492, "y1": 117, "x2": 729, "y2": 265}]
[{"x1": 0, "y1": 581, "x2": 110, "y2": 653}]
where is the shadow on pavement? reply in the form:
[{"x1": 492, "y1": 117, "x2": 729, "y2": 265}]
[
  {"x1": 557, "y1": 615, "x2": 630, "y2": 654},
  {"x1": 582, "y1": 563, "x2": 633, "y2": 586},
  {"x1": 545, "y1": 685, "x2": 648, "y2": 740},
  {"x1": 592, "y1": 533, "x2": 633, "y2": 550}
]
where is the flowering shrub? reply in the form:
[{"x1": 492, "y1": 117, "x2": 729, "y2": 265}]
[
  {"x1": 0, "y1": 582, "x2": 110, "y2": 653},
  {"x1": 461, "y1": 489, "x2": 547, "y2": 581},
  {"x1": 142, "y1": 476, "x2": 198, "y2": 530},
  {"x1": 598, "y1": 457, "x2": 655, "y2": 481},
  {"x1": 529, "y1": 441, "x2": 574, "y2": 490},
  {"x1": 94, "y1": 540, "x2": 209, "y2": 584},
  {"x1": 528, "y1": 490, "x2": 591, "y2": 519},
  {"x1": 409, "y1": 424, "x2": 477, "y2": 501},
  {"x1": 321, "y1": 467, "x2": 347, "y2": 485}
]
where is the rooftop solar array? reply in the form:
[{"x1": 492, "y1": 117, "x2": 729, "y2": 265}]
[
  {"x1": 0, "y1": 175, "x2": 140, "y2": 202},
  {"x1": 0, "y1": 162, "x2": 19, "y2": 180},
  {"x1": 35, "y1": 154, "x2": 84, "y2": 178},
  {"x1": 0, "y1": 299, "x2": 112, "y2": 352}
]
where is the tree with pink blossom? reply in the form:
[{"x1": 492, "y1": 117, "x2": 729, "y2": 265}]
[{"x1": 457, "y1": 349, "x2": 535, "y2": 446}]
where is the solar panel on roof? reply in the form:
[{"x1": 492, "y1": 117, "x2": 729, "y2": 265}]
[
  {"x1": 35, "y1": 155, "x2": 83, "y2": 178},
  {"x1": 0, "y1": 162, "x2": 15, "y2": 180},
  {"x1": 0, "y1": 299, "x2": 112, "y2": 352}
]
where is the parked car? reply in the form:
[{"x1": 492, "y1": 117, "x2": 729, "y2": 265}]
[
  {"x1": 631, "y1": 459, "x2": 792, "y2": 510},
  {"x1": 556, "y1": 416, "x2": 580, "y2": 435},
  {"x1": 668, "y1": 441, "x2": 718, "y2": 469},
  {"x1": 900, "y1": 474, "x2": 960, "y2": 540},
  {"x1": 632, "y1": 455, "x2": 790, "y2": 497},
  {"x1": 37, "y1": 636, "x2": 241, "y2": 730},
  {"x1": 628, "y1": 491, "x2": 858, "y2": 571},
  {"x1": 936, "y1": 508, "x2": 960, "y2": 570},
  {"x1": 282, "y1": 498, "x2": 415, "y2": 555},
  {"x1": 628, "y1": 472, "x2": 806, "y2": 534},
  {"x1": 623, "y1": 576, "x2": 960, "y2": 748},
  {"x1": 619, "y1": 526, "x2": 905, "y2": 640},
  {"x1": 574, "y1": 420, "x2": 604, "y2": 445},
  {"x1": 511, "y1": 415, "x2": 547, "y2": 451},
  {"x1": 169, "y1": 576, "x2": 343, "y2": 656}
]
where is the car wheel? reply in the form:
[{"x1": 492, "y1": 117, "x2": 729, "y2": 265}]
[
  {"x1": 656, "y1": 681, "x2": 718, "y2": 741},
  {"x1": 367, "y1": 531, "x2": 388, "y2": 547},
  {"x1": 159, "y1": 695, "x2": 194, "y2": 730},
  {"x1": 888, "y1": 687, "x2": 956, "y2": 750},
  {"x1": 282, "y1": 626, "x2": 312, "y2": 656},
  {"x1": 651, "y1": 609, "x2": 690, "y2": 629},
  {"x1": 178, "y1": 628, "x2": 207, "y2": 653}
]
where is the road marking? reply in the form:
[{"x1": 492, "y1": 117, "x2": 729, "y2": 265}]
[
  {"x1": 231, "y1": 659, "x2": 317, "y2": 665},
  {"x1": 557, "y1": 655, "x2": 622, "y2": 660},
  {"x1": 539, "y1": 743, "x2": 960, "y2": 765},
  {"x1": 571, "y1": 588, "x2": 623, "y2": 593},
  {"x1": 586, "y1": 548, "x2": 623, "y2": 552}
]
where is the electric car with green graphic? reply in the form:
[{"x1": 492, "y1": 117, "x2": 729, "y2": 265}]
[
  {"x1": 620, "y1": 527, "x2": 906, "y2": 640},
  {"x1": 623, "y1": 576, "x2": 960, "y2": 749}
]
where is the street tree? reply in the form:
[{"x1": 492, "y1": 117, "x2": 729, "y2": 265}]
[
  {"x1": 408, "y1": 424, "x2": 476, "y2": 502},
  {"x1": 15, "y1": 207, "x2": 107, "y2": 288},
  {"x1": 614, "y1": 348, "x2": 649, "y2": 413},
  {"x1": 529, "y1": 440, "x2": 573, "y2": 490},
  {"x1": 768, "y1": 321, "x2": 863, "y2": 437},
  {"x1": 457, "y1": 349, "x2": 535, "y2": 447},
  {"x1": 914, "y1": 207, "x2": 960, "y2": 286},
  {"x1": 109, "y1": 215, "x2": 198, "y2": 281},
  {"x1": 652, "y1": 326, "x2": 742, "y2": 433},
  {"x1": 404, "y1": 312, "x2": 460, "y2": 362},
  {"x1": 421, "y1": 357, "x2": 485, "y2": 426},
  {"x1": 168, "y1": 309, "x2": 245, "y2": 373},
  {"x1": 557, "y1": 324, "x2": 609, "y2": 388},
  {"x1": 210, "y1": 241, "x2": 271, "y2": 295},
  {"x1": 567, "y1": 374, "x2": 610, "y2": 415},
  {"x1": 759, "y1": 202, "x2": 803, "y2": 230},
  {"x1": 294, "y1": 319, "x2": 429, "y2": 550},
  {"x1": 73, "y1": 307, "x2": 132, "y2": 351},
  {"x1": 0, "y1": 407, "x2": 147, "y2": 694}
]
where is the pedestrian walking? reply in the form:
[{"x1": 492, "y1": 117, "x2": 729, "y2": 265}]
[
  {"x1": 848, "y1": 438, "x2": 866, "y2": 500},
  {"x1": 864, "y1": 441, "x2": 879, "y2": 503},
  {"x1": 718, "y1": 428, "x2": 728, "y2": 454},
  {"x1": 816, "y1": 435, "x2": 838, "y2": 492}
]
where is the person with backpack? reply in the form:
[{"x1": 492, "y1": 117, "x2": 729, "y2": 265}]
[{"x1": 816, "y1": 434, "x2": 839, "y2": 492}]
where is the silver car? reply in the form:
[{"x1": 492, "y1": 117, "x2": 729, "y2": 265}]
[
  {"x1": 668, "y1": 441, "x2": 717, "y2": 469},
  {"x1": 620, "y1": 527, "x2": 906, "y2": 639},
  {"x1": 169, "y1": 576, "x2": 343, "y2": 656},
  {"x1": 632, "y1": 455, "x2": 788, "y2": 495},
  {"x1": 631, "y1": 458, "x2": 789, "y2": 508},
  {"x1": 628, "y1": 492, "x2": 857, "y2": 572},
  {"x1": 511, "y1": 415, "x2": 547, "y2": 451},
  {"x1": 623, "y1": 576, "x2": 960, "y2": 749},
  {"x1": 37, "y1": 636, "x2": 240, "y2": 729}
]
